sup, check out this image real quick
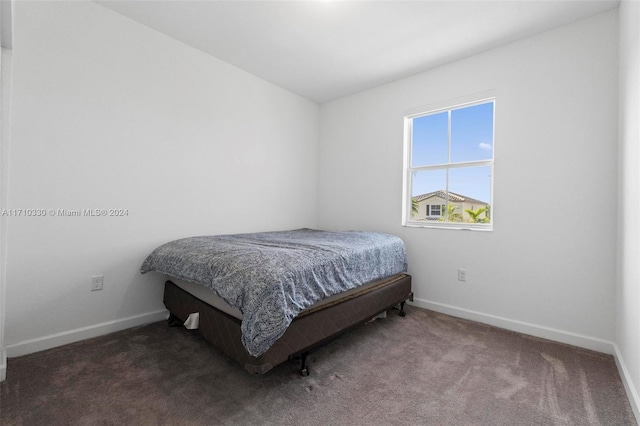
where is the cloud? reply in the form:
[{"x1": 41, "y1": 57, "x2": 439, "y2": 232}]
[{"x1": 478, "y1": 143, "x2": 492, "y2": 151}]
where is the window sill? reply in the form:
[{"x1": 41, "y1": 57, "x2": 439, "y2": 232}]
[{"x1": 402, "y1": 222, "x2": 493, "y2": 232}]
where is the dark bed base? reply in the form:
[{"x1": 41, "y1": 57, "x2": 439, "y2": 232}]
[{"x1": 163, "y1": 273, "x2": 413, "y2": 375}]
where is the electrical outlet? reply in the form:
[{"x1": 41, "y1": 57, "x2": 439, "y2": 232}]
[
  {"x1": 91, "y1": 275, "x2": 103, "y2": 291},
  {"x1": 457, "y1": 269, "x2": 467, "y2": 282}
]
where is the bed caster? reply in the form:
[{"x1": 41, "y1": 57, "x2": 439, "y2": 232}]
[
  {"x1": 300, "y1": 352, "x2": 310, "y2": 376},
  {"x1": 398, "y1": 301, "x2": 407, "y2": 317}
]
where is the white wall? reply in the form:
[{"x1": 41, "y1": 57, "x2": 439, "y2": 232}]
[
  {"x1": 0, "y1": 46, "x2": 11, "y2": 382},
  {"x1": 616, "y1": 0, "x2": 640, "y2": 419},
  {"x1": 0, "y1": 45, "x2": 4, "y2": 382},
  {"x1": 3, "y1": 0, "x2": 318, "y2": 356},
  {"x1": 319, "y1": 11, "x2": 618, "y2": 351},
  {"x1": 0, "y1": 0, "x2": 13, "y2": 384}
]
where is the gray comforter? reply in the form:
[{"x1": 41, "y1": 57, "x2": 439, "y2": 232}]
[{"x1": 140, "y1": 228, "x2": 407, "y2": 357}]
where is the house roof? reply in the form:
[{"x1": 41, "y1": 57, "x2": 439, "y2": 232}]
[{"x1": 413, "y1": 190, "x2": 487, "y2": 205}]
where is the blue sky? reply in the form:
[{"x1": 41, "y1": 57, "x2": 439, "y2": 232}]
[{"x1": 411, "y1": 101, "x2": 494, "y2": 203}]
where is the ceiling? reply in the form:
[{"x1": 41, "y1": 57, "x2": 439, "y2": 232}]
[{"x1": 96, "y1": 0, "x2": 619, "y2": 104}]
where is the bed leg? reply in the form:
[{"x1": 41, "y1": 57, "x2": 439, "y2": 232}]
[
  {"x1": 398, "y1": 301, "x2": 407, "y2": 317},
  {"x1": 167, "y1": 313, "x2": 183, "y2": 327},
  {"x1": 300, "y1": 352, "x2": 310, "y2": 377}
]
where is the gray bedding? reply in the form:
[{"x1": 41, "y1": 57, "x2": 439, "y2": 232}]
[{"x1": 140, "y1": 228, "x2": 407, "y2": 357}]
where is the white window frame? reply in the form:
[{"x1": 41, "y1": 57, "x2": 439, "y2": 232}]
[{"x1": 402, "y1": 93, "x2": 495, "y2": 231}]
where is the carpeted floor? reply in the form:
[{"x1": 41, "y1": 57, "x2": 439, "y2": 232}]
[{"x1": 1, "y1": 305, "x2": 636, "y2": 426}]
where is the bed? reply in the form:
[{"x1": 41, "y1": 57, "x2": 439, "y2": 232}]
[{"x1": 141, "y1": 228, "x2": 412, "y2": 375}]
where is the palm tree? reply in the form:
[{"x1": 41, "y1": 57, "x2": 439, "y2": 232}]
[
  {"x1": 439, "y1": 204, "x2": 463, "y2": 222},
  {"x1": 411, "y1": 197, "x2": 420, "y2": 216},
  {"x1": 465, "y1": 206, "x2": 489, "y2": 223}
]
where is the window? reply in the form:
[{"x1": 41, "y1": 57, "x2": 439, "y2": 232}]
[
  {"x1": 429, "y1": 204, "x2": 441, "y2": 217},
  {"x1": 403, "y1": 96, "x2": 494, "y2": 229}
]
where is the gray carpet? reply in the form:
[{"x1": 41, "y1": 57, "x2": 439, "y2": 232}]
[{"x1": 1, "y1": 305, "x2": 636, "y2": 425}]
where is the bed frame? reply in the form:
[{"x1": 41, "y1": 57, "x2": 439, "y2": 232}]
[{"x1": 163, "y1": 273, "x2": 412, "y2": 375}]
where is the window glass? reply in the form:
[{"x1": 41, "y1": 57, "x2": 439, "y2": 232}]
[
  {"x1": 411, "y1": 111, "x2": 448, "y2": 167},
  {"x1": 451, "y1": 102, "x2": 494, "y2": 163},
  {"x1": 448, "y1": 165, "x2": 492, "y2": 224}
]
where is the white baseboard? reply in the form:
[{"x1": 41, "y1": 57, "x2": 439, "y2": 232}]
[
  {"x1": 613, "y1": 343, "x2": 640, "y2": 424},
  {"x1": 411, "y1": 297, "x2": 615, "y2": 354},
  {"x1": 5, "y1": 309, "x2": 168, "y2": 358},
  {"x1": 0, "y1": 348, "x2": 6, "y2": 382}
]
